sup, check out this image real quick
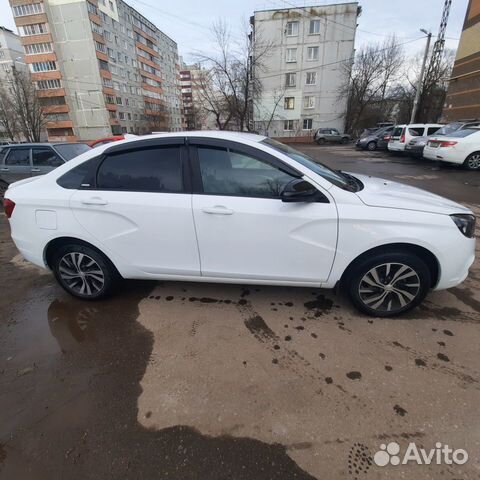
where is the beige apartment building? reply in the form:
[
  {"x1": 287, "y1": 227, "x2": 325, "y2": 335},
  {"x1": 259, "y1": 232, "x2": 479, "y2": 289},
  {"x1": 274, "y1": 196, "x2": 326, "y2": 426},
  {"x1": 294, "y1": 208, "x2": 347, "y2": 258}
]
[{"x1": 8, "y1": 0, "x2": 183, "y2": 141}]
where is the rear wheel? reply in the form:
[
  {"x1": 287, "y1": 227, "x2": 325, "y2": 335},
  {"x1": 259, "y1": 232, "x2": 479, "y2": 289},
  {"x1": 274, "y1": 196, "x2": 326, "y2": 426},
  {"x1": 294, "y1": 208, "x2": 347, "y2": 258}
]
[
  {"x1": 52, "y1": 244, "x2": 119, "y2": 300},
  {"x1": 346, "y1": 252, "x2": 431, "y2": 317},
  {"x1": 463, "y1": 152, "x2": 480, "y2": 170},
  {"x1": 341, "y1": 137, "x2": 349, "y2": 144},
  {"x1": 366, "y1": 141, "x2": 377, "y2": 151}
]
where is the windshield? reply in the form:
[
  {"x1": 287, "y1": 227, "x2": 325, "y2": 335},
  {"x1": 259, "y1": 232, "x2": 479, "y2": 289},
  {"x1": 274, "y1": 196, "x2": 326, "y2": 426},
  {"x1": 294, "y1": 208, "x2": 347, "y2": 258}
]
[
  {"x1": 261, "y1": 138, "x2": 359, "y2": 191},
  {"x1": 53, "y1": 143, "x2": 91, "y2": 160}
]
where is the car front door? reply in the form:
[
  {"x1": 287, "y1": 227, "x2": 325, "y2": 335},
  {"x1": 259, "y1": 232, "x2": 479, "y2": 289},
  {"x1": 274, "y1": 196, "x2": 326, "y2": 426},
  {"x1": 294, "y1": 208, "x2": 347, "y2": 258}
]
[
  {"x1": 1, "y1": 147, "x2": 32, "y2": 183},
  {"x1": 190, "y1": 140, "x2": 338, "y2": 284},
  {"x1": 69, "y1": 140, "x2": 201, "y2": 277},
  {"x1": 330, "y1": 129, "x2": 342, "y2": 142},
  {"x1": 31, "y1": 146, "x2": 64, "y2": 176}
]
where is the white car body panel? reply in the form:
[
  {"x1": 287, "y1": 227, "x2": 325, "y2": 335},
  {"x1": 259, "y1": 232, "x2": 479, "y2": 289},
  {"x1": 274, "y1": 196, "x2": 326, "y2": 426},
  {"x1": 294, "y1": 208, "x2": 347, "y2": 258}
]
[
  {"x1": 423, "y1": 129, "x2": 480, "y2": 165},
  {"x1": 4, "y1": 131, "x2": 476, "y2": 296}
]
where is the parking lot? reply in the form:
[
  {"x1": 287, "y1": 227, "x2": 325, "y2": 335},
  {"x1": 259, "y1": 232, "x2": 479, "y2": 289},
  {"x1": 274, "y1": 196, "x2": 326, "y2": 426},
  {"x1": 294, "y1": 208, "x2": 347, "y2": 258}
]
[{"x1": 0, "y1": 144, "x2": 479, "y2": 479}]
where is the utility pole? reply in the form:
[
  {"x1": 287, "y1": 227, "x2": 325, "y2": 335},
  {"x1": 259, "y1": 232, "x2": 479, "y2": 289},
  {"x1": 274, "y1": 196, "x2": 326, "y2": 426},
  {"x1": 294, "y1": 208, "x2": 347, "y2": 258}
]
[{"x1": 410, "y1": 30, "x2": 432, "y2": 124}]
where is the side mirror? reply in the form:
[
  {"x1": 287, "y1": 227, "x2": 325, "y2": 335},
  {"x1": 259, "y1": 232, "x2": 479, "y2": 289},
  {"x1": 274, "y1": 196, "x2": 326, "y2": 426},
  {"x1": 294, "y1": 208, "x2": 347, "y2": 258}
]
[{"x1": 281, "y1": 179, "x2": 325, "y2": 203}]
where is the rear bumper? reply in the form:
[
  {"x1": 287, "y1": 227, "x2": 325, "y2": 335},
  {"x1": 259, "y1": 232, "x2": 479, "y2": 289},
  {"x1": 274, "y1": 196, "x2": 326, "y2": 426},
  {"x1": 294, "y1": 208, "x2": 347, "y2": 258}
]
[
  {"x1": 388, "y1": 143, "x2": 405, "y2": 152},
  {"x1": 11, "y1": 234, "x2": 48, "y2": 269},
  {"x1": 423, "y1": 147, "x2": 463, "y2": 164}
]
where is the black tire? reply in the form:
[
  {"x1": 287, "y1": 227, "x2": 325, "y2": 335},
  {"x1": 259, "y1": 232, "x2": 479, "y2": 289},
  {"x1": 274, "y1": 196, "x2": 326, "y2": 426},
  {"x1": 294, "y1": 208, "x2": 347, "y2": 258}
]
[
  {"x1": 346, "y1": 252, "x2": 431, "y2": 317},
  {"x1": 341, "y1": 137, "x2": 349, "y2": 144},
  {"x1": 0, "y1": 179, "x2": 8, "y2": 204},
  {"x1": 52, "y1": 244, "x2": 119, "y2": 300},
  {"x1": 366, "y1": 141, "x2": 377, "y2": 151},
  {"x1": 463, "y1": 152, "x2": 480, "y2": 170},
  {"x1": 316, "y1": 138, "x2": 326, "y2": 145}
]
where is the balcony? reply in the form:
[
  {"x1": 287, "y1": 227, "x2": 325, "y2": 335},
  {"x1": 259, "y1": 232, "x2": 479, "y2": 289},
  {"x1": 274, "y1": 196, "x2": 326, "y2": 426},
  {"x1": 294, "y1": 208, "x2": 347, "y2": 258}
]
[
  {"x1": 36, "y1": 88, "x2": 66, "y2": 98},
  {"x1": 42, "y1": 104, "x2": 70, "y2": 114},
  {"x1": 31, "y1": 71, "x2": 62, "y2": 82},
  {"x1": 45, "y1": 120, "x2": 74, "y2": 129}
]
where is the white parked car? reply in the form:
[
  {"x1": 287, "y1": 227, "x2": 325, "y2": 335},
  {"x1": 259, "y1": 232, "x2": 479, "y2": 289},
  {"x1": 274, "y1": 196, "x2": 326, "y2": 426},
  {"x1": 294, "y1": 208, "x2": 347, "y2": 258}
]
[
  {"x1": 4, "y1": 132, "x2": 476, "y2": 317},
  {"x1": 388, "y1": 124, "x2": 444, "y2": 153},
  {"x1": 423, "y1": 127, "x2": 480, "y2": 170}
]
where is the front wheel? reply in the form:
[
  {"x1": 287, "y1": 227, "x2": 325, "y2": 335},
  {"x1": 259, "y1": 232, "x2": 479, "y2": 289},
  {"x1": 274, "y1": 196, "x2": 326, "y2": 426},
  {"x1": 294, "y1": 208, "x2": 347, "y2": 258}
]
[
  {"x1": 341, "y1": 137, "x2": 349, "y2": 144},
  {"x1": 316, "y1": 138, "x2": 326, "y2": 145},
  {"x1": 52, "y1": 244, "x2": 119, "y2": 300},
  {"x1": 346, "y1": 253, "x2": 431, "y2": 317},
  {"x1": 366, "y1": 141, "x2": 377, "y2": 151},
  {"x1": 463, "y1": 152, "x2": 480, "y2": 170}
]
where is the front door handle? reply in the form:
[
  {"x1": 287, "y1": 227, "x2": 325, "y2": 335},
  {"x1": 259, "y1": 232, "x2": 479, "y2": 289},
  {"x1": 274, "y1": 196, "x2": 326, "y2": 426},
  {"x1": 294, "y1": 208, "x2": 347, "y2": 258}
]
[
  {"x1": 0, "y1": 168, "x2": 9, "y2": 171},
  {"x1": 31, "y1": 168, "x2": 41, "y2": 172},
  {"x1": 201, "y1": 206, "x2": 234, "y2": 215},
  {"x1": 81, "y1": 197, "x2": 108, "y2": 206}
]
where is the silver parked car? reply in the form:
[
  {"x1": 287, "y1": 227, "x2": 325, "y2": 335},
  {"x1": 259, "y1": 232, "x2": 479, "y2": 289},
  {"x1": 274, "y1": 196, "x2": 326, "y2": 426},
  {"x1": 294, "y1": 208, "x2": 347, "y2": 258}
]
[{"x1": 314, "y1": 128, "x2": 351, "y2": 145}]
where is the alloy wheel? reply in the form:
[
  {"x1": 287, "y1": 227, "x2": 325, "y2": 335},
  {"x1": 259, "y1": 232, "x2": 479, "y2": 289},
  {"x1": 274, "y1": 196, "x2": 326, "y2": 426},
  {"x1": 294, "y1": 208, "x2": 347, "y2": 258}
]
[
  {"x1": 466, "y1": 154, "x2": 480, "y2": 170},
  {"x1": 358, "y1": 263, "x2": 421, "y2": 313},
  {"x1": 58, "y1": 252, "x2": 105, "y2": 296}
]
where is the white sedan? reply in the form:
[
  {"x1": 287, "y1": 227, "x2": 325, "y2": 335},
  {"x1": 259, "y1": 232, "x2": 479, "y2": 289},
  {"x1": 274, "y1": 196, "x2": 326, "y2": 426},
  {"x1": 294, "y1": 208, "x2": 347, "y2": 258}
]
[
  {"x1": 4, "y1": 132, "x2": 476, "y2": 317},
  {"x1": 423, "y1": 127, "x2": 480, "y2": 169}
]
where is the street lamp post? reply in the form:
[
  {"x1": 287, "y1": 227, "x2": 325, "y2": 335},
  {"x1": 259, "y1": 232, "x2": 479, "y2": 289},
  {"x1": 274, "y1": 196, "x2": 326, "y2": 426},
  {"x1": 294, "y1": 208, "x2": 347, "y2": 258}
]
[{"x1": 410, "y1": 29, "x2": 432, "y2": 124}]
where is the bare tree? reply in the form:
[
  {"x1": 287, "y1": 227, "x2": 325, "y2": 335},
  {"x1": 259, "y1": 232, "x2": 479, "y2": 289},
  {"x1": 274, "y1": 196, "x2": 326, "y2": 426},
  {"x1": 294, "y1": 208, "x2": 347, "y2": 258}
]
[
  {"x1": 338, "y1": 37, "x2": 404, "y2": 134},
  {"x1": 253, "y1": 88, "x2": 286, "y2": 135},
  {"x1": 0, "y1": 84, "x2": 20, "y2": 141},
  {"x1": 7, "y1": 67, "x2": 45, "y2": 142},
  {"x1": 193, "y1": 19, "x2": 273, "y2": 132}
]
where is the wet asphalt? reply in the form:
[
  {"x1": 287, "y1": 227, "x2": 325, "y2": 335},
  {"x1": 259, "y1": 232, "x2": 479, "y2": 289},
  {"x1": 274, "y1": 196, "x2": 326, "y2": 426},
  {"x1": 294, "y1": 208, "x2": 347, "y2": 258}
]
[{"x1": 0, "y1": 145, "x2": 479, "y2": 479}]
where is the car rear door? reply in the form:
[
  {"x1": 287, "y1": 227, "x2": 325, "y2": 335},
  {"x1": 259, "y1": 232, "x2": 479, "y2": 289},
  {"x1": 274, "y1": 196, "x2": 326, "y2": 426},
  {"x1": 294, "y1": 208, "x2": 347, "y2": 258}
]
[
  {"x1": 69, "y1": 139, "x2": 201, "y2": 277},
  {"x1": 190, "y1": 139, "x2": 338, "y2": 284},
  {"x1": 0, "y1": 147, "x2": 32, "y2": 183},
  {"x1": 31, "y1": 146, "x2": 64, "y2": 176}
]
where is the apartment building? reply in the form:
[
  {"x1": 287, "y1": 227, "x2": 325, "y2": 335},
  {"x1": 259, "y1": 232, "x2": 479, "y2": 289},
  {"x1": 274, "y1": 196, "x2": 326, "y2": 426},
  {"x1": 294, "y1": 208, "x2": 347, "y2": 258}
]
[
  {"x1": 442, "y1": 0, "x2": 480, "y2": 121},
  {"x1": 8, "y1": 0, "x2": 182, "y2": 141},
  {"x1": 0, "y1": 26, "x2": 25, "y2": 80},
  {"x1": 251, "y1": 3, "x2": 359, "y2": 139}
]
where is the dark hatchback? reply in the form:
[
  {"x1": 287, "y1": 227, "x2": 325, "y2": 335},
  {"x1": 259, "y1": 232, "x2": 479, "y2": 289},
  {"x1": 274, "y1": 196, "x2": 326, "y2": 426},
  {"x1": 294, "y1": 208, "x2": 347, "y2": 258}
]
[{"x1": 0, "y1": 143, "x2": 91, "y2": 188}]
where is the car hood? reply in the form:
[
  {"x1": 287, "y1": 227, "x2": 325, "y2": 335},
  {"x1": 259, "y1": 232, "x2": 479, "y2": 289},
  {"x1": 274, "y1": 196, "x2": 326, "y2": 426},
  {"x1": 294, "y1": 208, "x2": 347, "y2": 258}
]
[{"x1": 352, "y1": 173, "x2": 471, "y2": 215}]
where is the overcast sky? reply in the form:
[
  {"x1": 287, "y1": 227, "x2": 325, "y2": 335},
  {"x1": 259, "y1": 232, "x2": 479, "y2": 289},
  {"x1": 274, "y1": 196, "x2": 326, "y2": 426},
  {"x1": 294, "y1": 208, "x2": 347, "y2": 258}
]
[{"x1": 0, "y1": 0, "x2": 468, "y2": 63}]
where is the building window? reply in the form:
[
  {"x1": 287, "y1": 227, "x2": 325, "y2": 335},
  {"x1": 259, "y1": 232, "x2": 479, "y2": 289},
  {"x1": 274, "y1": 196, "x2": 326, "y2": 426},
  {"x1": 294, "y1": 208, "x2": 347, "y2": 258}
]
[
  {"x1": 286, "y1": 21, "x2": 299, "y2": 37},
  {"x1": 24, "y1": 42, "x2": 52, "y2": 55},
  {"x1": 12, "y1": 3, "x2": 44, "y2": 17},
  {"x1": 306, "y1": 71, "x2": 317, "y2": 85},
  {"x1": 284, "y1": 97, "x2": 295, "y2": 110},
  {"x1": 285, "y1": 48, "x2": 297, "y2": 63},
  {"x1": 309, "y1": 20, "x2": 321, "y2": 35},
  {"x1": 303, "y1": 119, "x2": 313, "y2": 130},
  {"x1": 115, "y1": 96, "x2": 123, "y2": 104},
  {"x1": 285, "y1": 72, "x2": 296, "y2": 87},
  {"x1": 30, "y1": 61, "x2": 57, "y2": 72},
  {"x1": 104, "y1": 31, "x2": 112, "y2": 41},
  {"x1": 119, "y1": 112, "x2": 125, "y2": 120},
  {"x1": 95, "y1": 41, "x2": 107, "y2": 53},
  {"x1": 307, "y1": 46, "x2": 319, "y2": 61},
  {"x1": 102, "y1": 77, "x2": 113, "y2": 88},
  {"x1": 18, "y1": 23, "x2": 48, "y2": 36},
  {"x1": 104, "y1": 94, "x2": 115, "y2": 104},
  {"x1": 90, "y1": 21, "x2": 103, "y2": 35},
  {"x1": 86, "y1": 1, "x2": 98, "y2": 15},
  {"x1": 304, "y1": 96, "x2": 315, "y2": 109},
  {"x1": 284, "y1": 120, "x2": 295, "y2": 131},
  {"x1": 35, "y1": 79, "x2": 61, "y2": 89},
  {"x1": 98, "y1": 59, "x2": 109, "y2": 71},
  {"x1": 108, "y1": 48, "x2": 115, "y2": 60}
]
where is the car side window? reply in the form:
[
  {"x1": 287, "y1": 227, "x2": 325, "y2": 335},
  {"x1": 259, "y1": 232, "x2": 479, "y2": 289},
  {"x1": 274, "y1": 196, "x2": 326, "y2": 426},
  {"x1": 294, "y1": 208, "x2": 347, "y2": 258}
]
[
  {"x1": 197, "y1": 146, "x2": 297, "y2": 198},
  {"x1": 332, "y1": 129, "x2": 339, "y2": 134},
  {"x1": 5, "y1": 148, "x2": 30, "y2": 166},
  {"x1": 427, "y1": 127, "x2": 440, "y2": 136},
  {"x1": 96, "y1": 146, "x2": 183, "y2": 192},
  {"x1": 32, "y1": 147, "x2": 64, "y2": 167}
]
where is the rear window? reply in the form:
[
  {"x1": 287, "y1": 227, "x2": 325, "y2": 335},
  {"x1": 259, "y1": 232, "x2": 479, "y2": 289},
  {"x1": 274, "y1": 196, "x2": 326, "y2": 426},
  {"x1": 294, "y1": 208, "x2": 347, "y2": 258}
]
[
  {"x1": 96, "y1": 146, "x2": 183, "y2": 192},
  {"x1": 427, "y1": 127, "x2": 441, "y2": 136},
  {"x1": 408, "y1": 127, "x2": 425, "y2": 137},
  {"x1": 392, "y1": 127, "x2": 404, "y2": 137},
  {"x1": 436, "y1": 123, "x2": 462, "y2": 136},
  {"x1": 53, "y1": 143, "x2": 91, "y2": 161},
  {"x1": 446, "y1": 128, "x2": 480, "y2": 138}
]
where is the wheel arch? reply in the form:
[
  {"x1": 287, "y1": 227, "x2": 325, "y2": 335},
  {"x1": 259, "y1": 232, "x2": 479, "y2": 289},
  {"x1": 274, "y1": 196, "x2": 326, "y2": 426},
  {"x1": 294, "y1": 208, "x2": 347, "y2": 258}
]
[
  {"x1": 339, "y1": 243, "x2": 440, "y2": 289},
  {"x1": 44, "y1": 236, "x2": 122, "y2": 277}
]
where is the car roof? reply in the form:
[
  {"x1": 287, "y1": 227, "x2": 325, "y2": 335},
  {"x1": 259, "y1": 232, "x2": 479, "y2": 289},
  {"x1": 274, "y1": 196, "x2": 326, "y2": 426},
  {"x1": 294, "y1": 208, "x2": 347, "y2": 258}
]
[{"x1": 1, "y1": 142, "x2": 83, "y2": 147}]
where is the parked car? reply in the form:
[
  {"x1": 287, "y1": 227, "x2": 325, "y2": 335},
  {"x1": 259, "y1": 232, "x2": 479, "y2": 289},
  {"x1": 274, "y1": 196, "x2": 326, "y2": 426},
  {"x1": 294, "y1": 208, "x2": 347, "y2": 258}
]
[
  {"x1": 356, "y1": 126, "x2": 394, "y2": 151},
  {"x1": 4, "y1": 132, "x2": 475, "y2": 317},
  {"x1": 423, "y1": 127, "x2": 480, "y2": 170},
  {"x1": 405, "y1": 122, "x2": 480, "y2": 158},
  {"x1": 314, "y1": 128, "x2": 351, "y2": 145},
  {"x1": 388, "y1": 124, "x2": 444, "y2": 153},
  {"x1": 0, "y1": 143, "x2": 91, "y2": 186},
  {"x1": 87, "y1": 136, "x2": 125, "y2": 148}
]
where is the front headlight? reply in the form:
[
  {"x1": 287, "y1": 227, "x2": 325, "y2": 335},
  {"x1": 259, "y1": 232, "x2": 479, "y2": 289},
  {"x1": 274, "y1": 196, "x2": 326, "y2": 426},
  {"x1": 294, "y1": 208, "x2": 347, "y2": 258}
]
[{"x1": 451, "y1": 214, "x2": 476, "y2": 238}]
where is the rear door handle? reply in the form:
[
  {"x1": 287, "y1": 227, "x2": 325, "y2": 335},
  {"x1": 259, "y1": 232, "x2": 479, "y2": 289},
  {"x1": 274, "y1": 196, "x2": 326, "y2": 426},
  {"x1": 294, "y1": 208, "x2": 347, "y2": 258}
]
[
  {"x1": 201, "y1": 206, "x2": 234, "y2": 215},
  {"x1": 0, "y1": 168, "x2": 9, "y2": 171},
  {"x1": 81, "y1": 197, "x2": 108, "y2": 206}
]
